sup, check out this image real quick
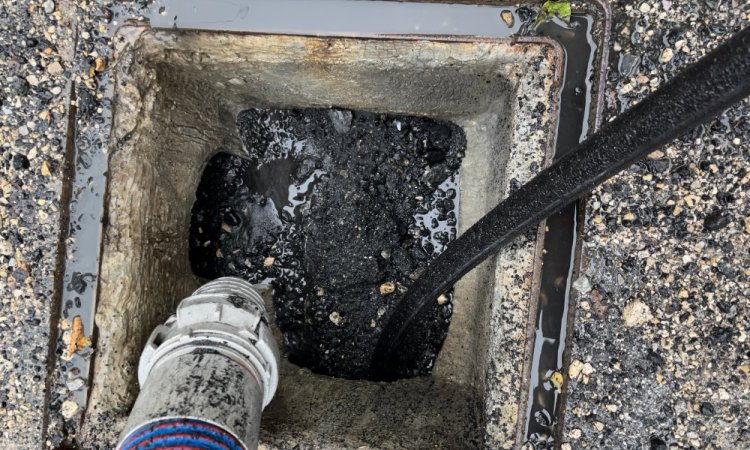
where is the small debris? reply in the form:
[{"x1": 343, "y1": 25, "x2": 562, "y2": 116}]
[
  {"x1": 328, "y1": 109, "x2": 352, "y2": 134},
  {"x1": 65, "y1": 316, "x2": 91, "y2": 359},
  {"x1": 541, "y1": 1, "x2": 571, "y2": 20},
  {"x1": 263, "y1": 257, "x2": 275, "y2": 266},
  {"x1": 329, "y1": 311, "x2": 342, "y2": 326},
  {"x1": 94, "y1": 57, "x2": 107, "y2": 73},
  {"x1": 500, "y1": 10, "x2": 515, "y2": 27},
  {"x1": 549, "y1": 371, "x2": 564, "y2": 391},
  {"x1": 436, "y1": 294, "x2": 449, "y2": 305},
  {"x1": 379, "y1": 281, "x2": 396, "y2": 296}
]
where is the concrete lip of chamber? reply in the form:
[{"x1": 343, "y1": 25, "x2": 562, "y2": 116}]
[{"x1": 84, "y1": 26, "x2": 562, "y2": 449}]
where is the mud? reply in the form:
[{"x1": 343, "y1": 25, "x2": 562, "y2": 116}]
[{"x1": 190, "y1": 108, "x2": 466, "y2": 379}]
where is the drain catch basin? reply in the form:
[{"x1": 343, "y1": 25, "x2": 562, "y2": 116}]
[{"x1": 85, "y1": 28, "x2": 562, "y2": 448}]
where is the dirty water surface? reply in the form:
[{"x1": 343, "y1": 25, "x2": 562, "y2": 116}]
[{"x1": 190, "y1": 108, "x2": 465, "y2": 379}]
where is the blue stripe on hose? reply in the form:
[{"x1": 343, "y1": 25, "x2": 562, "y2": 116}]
[
  {"x1": 120, "y1": 418, "x2": 244, "y2": 450},
  {"x1": 122, "y1": 426, "x2": 233, "y2": 450},
  {"x1": 129, "y1": 435, "x2": 227, "y2": 450}
]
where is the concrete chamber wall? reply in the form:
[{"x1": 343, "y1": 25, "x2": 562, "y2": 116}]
[{"x1": 83, "y1": 28, "x2": 561, "y2": 448}]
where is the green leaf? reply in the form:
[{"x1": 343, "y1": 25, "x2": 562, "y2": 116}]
[{"x1": 542, "y1": 0, "x2": 572, "y2": 19}]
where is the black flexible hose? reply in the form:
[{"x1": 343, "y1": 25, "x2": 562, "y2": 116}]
[{"x1": 371, "y1": 26, "x2": 750, "y2": 379}]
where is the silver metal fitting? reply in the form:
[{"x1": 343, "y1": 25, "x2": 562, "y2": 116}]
[
  {"x1": 138, "y1": 277, "x2": 279, "y2": 406},
  {"x1": 118, "y1": 277, "x2": 280, "y2": 450}
]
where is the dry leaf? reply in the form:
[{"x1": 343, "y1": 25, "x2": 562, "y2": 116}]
[{"x1": 66, "y1": 316, "x2": 91, "y2": 358}]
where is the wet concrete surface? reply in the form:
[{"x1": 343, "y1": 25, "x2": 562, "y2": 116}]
[{"x1": 561, "y1": 1, "x2": 750, "y2": 449}]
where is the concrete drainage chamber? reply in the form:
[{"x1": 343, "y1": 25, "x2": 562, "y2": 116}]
[{"x1": 86, "y1": 27, "x2": 561, "y2": 448}]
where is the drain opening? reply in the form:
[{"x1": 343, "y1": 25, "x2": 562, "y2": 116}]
[{"x1": 190, "y1": 108, "x2": 466, "y2": 379}]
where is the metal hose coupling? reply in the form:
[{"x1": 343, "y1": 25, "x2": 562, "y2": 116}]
[{"x1": 117, "y1": 277, "x2": 280, "y2": 450}]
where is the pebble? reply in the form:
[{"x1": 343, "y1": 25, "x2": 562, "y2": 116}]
[
  {"x1": 328, "y1": 311, "x2": 342, "y2": 326},
  {"x1": 573, "y1": 276, "x2": 591, "y2": 293},
  {"x1": 622, "y1": 299, "x2": 652, "y2": 327},
  {"x1": 659, "y1": 48, "x2": 674, "y2": 64},
  {"x1": 61, "y1": 400, "x2": 79, "y2": 419},
  {"x1": 618, "y1": 53, "x2": 639, "y2": 77},
  {"x1": 12, "y1": 153, "x2": 30, "y2": 170},
  {"x1": 94, "y1": 57, "x2": 107, "y2": 73},
  {"x1": 46, "y1": 61, "x2": 64, "y2": 75},
  {"x1": 500, "y1": 10, "x2": 515, "y2": 28},
  {"x1": 700, "y1": 402, "x2": 715, "y2": 416},
  {"x1": 703, "y1": 210, "x2": 730, "y2": 231},
  {"x1": 42, "y1": 161, "x2": 52, "y2": 177},
  {"x1": 379, "y1": 281, "x2": 396, "y2": 295},
  {"x1": 42, "y1": 0, "x2": 55, "y2": 14},
  {"x1": 65, "y1": 377, "x2": 85, "y2": 391}
]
